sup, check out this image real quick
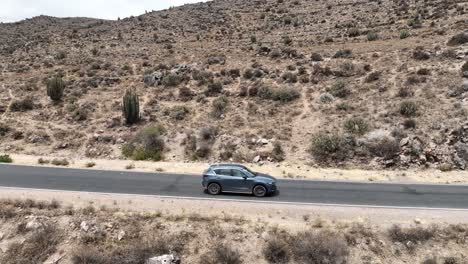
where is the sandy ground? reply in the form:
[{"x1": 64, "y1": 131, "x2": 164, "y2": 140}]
[
  {"x1": 0, "y1": 187, "x2": 467, "y2": 229},
  {"x1": 8, "y1": 153, "x2": 468, "y2": 184}
]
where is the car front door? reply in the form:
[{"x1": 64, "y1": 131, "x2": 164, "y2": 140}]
[{"x1": 230, "y1": 169, "x2": 252, "y2": 192}]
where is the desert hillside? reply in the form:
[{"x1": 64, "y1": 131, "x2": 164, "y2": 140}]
[{"x1": 0, "y1": 0, "x2": 467, "y2": 170}]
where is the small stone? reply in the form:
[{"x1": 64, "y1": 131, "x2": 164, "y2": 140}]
[
  {"x1": 253, "y1": 155, "x2": 261, "y2": 163},
  {"x1": 80, "y1": 221, "x2": 90, "y2": 232},
  {"x1": 414, "y1": 218, "x2": 422, "y2": 224},
  {"x1": 117, "y1": 230, "x2": 126, "y2": 241},
  {"x1": 400, "y1": 137, "x2": 410, "y2": 147}
]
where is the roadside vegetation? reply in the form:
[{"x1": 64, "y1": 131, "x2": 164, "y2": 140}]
[{"x1": 0, "y1": 198, "x2": 467, "y2": 264}]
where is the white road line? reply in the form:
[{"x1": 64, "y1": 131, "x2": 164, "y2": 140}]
[{"x1": 1, "y1": 186, "x2": 467, "y2": 212}]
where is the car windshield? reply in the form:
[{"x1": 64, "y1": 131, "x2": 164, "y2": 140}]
[{"x1": 242, "y1": 168, "x2": 257, "y2": 177}]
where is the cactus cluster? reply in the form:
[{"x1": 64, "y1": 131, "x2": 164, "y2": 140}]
[
  {"x1": 47, "y1": 77, "x2": 65, "y2": 101},
  {"x1": 122, "y1": 88, "x2": 140, "y2": 125}
]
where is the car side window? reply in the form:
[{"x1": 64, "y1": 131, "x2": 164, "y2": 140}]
[
  {"x1": 231, "y1": 169, "x2": 246, "y2": 178},
  {"x1": 214, "y1": 169, "x2": 231, "y2": 176}
]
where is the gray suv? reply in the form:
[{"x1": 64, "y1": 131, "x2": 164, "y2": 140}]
[{"x1": 202, "y1": 164, "x2": 277, "y2": 197}]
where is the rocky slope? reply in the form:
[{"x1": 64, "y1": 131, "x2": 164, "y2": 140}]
[{"x1": 0, "y1": 0, "x2": 467, "y2": 170}]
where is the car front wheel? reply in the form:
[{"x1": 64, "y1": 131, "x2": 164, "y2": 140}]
[
  {"x1": 253, "y1": 185, "x2": 267, "y2": 197},
  {"x1": 207, "y1": 183, "x2": 222, "y2": 195}
]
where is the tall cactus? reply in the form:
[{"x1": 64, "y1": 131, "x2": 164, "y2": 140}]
[
  {"x1": 47, "y1": 77, "x2": 65, "y2": 101},
  {"x1": 122, "y1": 88, "x2": 140, "y2": 125}
]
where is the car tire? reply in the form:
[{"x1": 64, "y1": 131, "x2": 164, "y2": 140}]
[
  {"x1": 253, "y1": 185, "x2": 267, "y2": 197},
  {"x1": 207, "y1": 183, "x2": 222, "y2": 195}
]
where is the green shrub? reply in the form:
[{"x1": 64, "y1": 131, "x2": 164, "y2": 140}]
[
  {"x1": 162, "y1": 73, "x2": 183, "y2": 87},
  {"x1": 365, "y1": 71, "x2": 380, "y2": 83},
  {"x1": 348, "y1": 28, "x2": 360, "y2": 37},
  {"x1": 47, "y1": 77, "x2": 65, "y2": 101},
  {"x1": 400, "y1": 101, "x2": 418, "y2": 117},
  {"x1": 270, "y1": 88, "x2": 301, "y2": 102},
  {"x1": 257, "y1": 86, "x2": 300, "y2": 103},
  {"x1": 328, "y1": 80, "x2": 350, "y2": 98},
  {"x1": 0, "y1": 154, "x2": 13, "y2": 163},
  {"x1": 9, "y1": 97, "x2": 34, "y2": 112},
  {"x1": 447, "y1": 33, "x2": 468, "y2": 46},
  {"x1": 250, "y1": 35, "x2": 257, "y2": 43},
  {"x1": 333, "y1": 49, "x2": 352, "y2": 58},
  {"x1": 122, "y1": 88, "x2": 140, "y2": 125},
  {"x1": 211, "y1": 96, "x2": 228, "y2": 118},
  {"x1": 400, "y1": 29, "x2": 410, "y2": 39},
  {"x1": 205, "y1": 81, "x2": 223, "y2": 96},
  {"x1": 413, "y1": 48, "x2": 430, "y2": 60},
  {"x1": 0, "y1": 123, "x2": 10, "y2": 136},
  {"x1": 462, "y1": 61, "x2": 468, "y2": 73},
  {"x1": 344, "y1": 117, "x2": 369, "y2": 135},
  {"x1": 170, "y1": 106, "x2": 189, "y2": 120},
  {"x1": 311, "y1": 52, "x2": 323, "y2": 61},
  {"x1": 367, "y1": 31, "x2": 378, "y2": 41},
  {"x1": 309, "y1": 133, "x2": 349, "y2": 163},
  {"x1": 281, "y1": 72, "x2": 298, "y2": 83},
  {"x1": 122, "y1": 125, "x2": 166, "y2": 161},
  {"x1": 51, "y1": 158, "x2": 69, "y2": 166},
  {"x1": 200, "y1": 127, "x2": 218, "y2": 141}
]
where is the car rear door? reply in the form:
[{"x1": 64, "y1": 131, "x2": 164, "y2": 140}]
[{"x1": 213, "y1": 169, "x2": 235, "y2": 192}]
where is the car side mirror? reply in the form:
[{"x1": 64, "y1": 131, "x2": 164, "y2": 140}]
[{"x1": 242, "y1": 176, "x2": 248, "y2": 180}]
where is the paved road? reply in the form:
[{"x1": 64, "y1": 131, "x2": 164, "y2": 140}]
[{"x1": 0, "y1": 164, "x2": 467, "y2": 209}]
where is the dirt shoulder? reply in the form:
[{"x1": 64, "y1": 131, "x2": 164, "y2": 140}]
[
  {"x1": 8, "y1": 153, "x2": 468, "y2": 184},
  {"x1": 0, "y1": 188, "x2": 467, "y2": 264}
]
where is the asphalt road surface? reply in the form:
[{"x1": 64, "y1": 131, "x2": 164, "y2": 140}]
[{"x1": 0, "y1": 164, "x2": 467, "y2": 209}]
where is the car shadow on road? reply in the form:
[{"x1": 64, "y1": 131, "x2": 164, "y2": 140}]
[{"x1": 202, "y1": 190, "x2": 280, "y2": 199}]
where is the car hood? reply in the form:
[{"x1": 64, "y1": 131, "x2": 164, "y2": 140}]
[{"x1": 255, "y1": 173, "x2": 277, "y2": 183}]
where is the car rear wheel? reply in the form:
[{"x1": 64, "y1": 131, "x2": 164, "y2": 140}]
[
  {"x1": 253, "y1": 185, "x2": 267, "y2": 197},
  {"x1": 207, "y1": 183, "x2": 222, "y2": 195}
]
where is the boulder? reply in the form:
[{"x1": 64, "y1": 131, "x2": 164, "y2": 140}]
[
  {"x1": 453, "y1": 142, "x2": 468, "y2": 170},
  {"x1": 146, "y1": 254, "x2": 180, "y2": 264},
  {"x1": 25, "y1": 217, "x2": 46, "y2": 231},
  {"x1": 143, "y1": 71, "x2": 164, "y2": 86}
]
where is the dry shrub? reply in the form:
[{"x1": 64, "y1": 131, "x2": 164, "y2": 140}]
[
  {"x1": 0, "y1": 205, "x2": 16, "y2": 219},
  {"x1": 200, "y1": 243, "x2": 242, "y2": 264},
  {"x1": 292, "y1": 231, "x2": 349, "y2": 264},
  {"x1": 2, "y1": 226, "x2": 61, "y2": 264},
  {"x1": 388, "y1": 225, "x2": 436, "y2": 244},
  {"x1": 72, "y1": 235, "x2": 186, "y2": 264},
  {"x1": 71, "y1": 247, "x2": 107, "y2": 264},
  {"x1": 367, "y1": 137, "x2": 400, "y2": 160},
  {"x1": 263, "y1": 237, "x2": 291, "y2": 264}
]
